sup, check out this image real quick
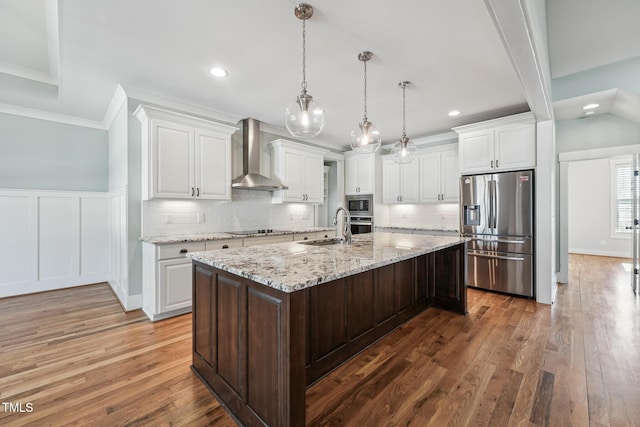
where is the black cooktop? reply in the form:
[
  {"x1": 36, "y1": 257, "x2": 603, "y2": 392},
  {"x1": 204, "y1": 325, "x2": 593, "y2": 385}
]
[{"x1": 226, "y1": 229, "x2": 277, "y2": 235}]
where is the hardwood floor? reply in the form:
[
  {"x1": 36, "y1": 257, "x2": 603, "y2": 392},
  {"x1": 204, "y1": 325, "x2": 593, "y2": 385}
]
[{"x1": 0, "y1": 254, "x2": 638, "y2": 426}]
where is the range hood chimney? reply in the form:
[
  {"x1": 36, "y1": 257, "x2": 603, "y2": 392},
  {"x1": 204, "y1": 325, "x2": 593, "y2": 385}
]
[{"x1": 231, "y1": 118, "x2": 288, "y2": 191}]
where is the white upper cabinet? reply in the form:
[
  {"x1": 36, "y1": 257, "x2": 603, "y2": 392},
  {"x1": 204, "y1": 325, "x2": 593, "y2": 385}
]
[
  {"x1": 382, "y1": 157, "x2": 419, "y2": 204},
  {"x1": 135, "y1": 105, "x2": 237, "y2": 201},
  {"x1": 454, "y1": 112, "x2": 536, "y2": 174},
  {"x1": 345, "y1": 152, "x2": 375, "y2": 195},
  {"x1": 195, "y1": 128, "x2": 232, "y2": 199},
  {"x1": 419, "y1": 148, "x2": 459, "y2": 203},
  {"x1": 271, "y1": 140, "x2": 327, "y2": 203}
]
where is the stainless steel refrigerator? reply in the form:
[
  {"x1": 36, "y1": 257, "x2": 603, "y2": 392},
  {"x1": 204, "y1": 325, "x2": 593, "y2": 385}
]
[{"x1": 460, "y1": 170, "x2": 534, "y2": 297}]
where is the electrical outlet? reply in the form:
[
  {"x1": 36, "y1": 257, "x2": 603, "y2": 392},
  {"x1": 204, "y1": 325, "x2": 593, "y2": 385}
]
[
  {"x1": 165, "y1": 214, "x2": 173, "y2": 224},
  {"x1": 600, "y1": 240, "x2": 606, "y2": 246}
]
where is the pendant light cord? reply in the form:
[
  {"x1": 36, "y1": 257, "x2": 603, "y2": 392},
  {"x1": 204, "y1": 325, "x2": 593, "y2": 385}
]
[
  {"x1": 301, "y1": 18, "x2": 307, "y2": 93},
  {"x1": 363, "y1": 59, "x2": 368, "y2": 122},
  {"x1": 401, "y1": 83, "x2": 407, "y2": 138}
]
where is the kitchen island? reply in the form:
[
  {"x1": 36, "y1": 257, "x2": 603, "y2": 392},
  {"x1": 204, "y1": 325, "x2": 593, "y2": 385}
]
[{"x1": 190, "y1": 232, "x2": 466, "y2": 427}]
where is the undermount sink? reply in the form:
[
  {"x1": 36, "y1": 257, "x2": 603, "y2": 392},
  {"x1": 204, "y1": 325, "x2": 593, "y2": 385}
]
[{"x1": 297, "y1": 238, "x2": 347, "y2": 246}]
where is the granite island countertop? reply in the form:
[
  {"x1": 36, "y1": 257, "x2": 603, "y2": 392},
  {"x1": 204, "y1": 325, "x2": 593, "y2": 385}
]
[
  {"x1": 190, "y1": 231, "x2": 466, "y2": 293},
  {"x1": 375, "y1": 225, "x2": 460, "y2": 234},
  {"x1": 141, "y1": 227, "x2": 336, "y2": 244}
]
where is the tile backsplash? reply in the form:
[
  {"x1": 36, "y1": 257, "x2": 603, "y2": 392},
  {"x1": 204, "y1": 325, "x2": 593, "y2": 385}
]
[
  {"x1": 142, "y1": 190, "x2": 315, "y2": 237},
  {"x1": 380, "y1": 203, "x2": 459, "y2": 231}
]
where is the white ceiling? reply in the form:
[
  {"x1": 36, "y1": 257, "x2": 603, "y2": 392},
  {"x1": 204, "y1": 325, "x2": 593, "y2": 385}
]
[
  {"x1": 0, "y1": 0, "x2": 638, "y2": 150},
  {"x1": 547, "y1": 0, "x2": 640, "y2": 78}
]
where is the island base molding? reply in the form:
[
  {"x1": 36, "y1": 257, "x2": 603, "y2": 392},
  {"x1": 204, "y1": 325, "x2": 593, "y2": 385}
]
[{"x1": 192, "y1": 242, "x2": 466, "y2": 427}]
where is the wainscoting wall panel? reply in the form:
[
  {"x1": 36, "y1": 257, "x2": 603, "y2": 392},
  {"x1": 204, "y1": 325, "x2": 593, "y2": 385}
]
[{"x1": 0, "y1": 189, "x2": 110, "y2": 298}]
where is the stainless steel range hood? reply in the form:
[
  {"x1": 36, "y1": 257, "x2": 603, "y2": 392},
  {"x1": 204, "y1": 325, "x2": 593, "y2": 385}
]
[{"x1": 231, "y1": 118, "x2": 288, "y2": 191}]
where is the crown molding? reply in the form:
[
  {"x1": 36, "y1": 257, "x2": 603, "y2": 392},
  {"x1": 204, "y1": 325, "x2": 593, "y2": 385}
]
[
  {"x1": 121, "y1": 85, "x2": 242, "y2": 125},
  {"x1": 0, "y1": 102, "x2": 105, "y2": 129},
  {"x1": 102, "y1": 85, "x2": 128, "y2": 129}
]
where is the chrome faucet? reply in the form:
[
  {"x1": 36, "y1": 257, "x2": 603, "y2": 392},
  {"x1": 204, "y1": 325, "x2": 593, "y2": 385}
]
[{"x1": 333, "y1": 207, "x2": 352, "y2": 244}]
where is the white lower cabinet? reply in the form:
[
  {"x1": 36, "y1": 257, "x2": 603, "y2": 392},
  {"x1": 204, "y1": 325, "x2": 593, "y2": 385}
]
[
  {"x1": 243, "y1": 234, "x2": 294, "y2": 247},
  {"x1": 143, "y1": 232, "x2": 337, "y2": 320},
  {"x1": 205, "y1": 238, "x2": 243, "y2": 250},
  {"x1": 293, "y1": 231, "x2": 334, "y2": 241},
  {"x1": 143, "y1": 241, "x2": 206, "y2": 321},
  {"x1": 158, "y1": 258, "x2": 194, "y2": 314}
]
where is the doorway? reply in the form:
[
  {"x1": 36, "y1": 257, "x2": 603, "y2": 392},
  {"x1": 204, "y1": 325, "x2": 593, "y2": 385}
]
[{"x1": 559, "y1": 146, "x2": 640, "y2": 294}]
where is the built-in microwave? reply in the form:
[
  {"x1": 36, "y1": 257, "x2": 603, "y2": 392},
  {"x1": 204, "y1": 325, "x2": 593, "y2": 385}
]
[{"x1": 346, "y1": 194, "x2": 373, "y2": 216}]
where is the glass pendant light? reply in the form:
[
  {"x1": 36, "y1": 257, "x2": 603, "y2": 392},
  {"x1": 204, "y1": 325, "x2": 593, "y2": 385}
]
[
  {"x1": 350, "y1": 51, "x2": 381, "y2": 153},
  {"x1": 392, "y1": 81, "x2": 418, "y2": 164},
  {"x1": 285, "y1": 3, "x2": 325, "y2": 138}
]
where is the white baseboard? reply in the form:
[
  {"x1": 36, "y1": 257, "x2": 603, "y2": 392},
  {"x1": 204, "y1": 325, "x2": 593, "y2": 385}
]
[
  {"x1": 126, "y1": 293, "x2": 142, "y2": 311},
  {"x1": 569, "y1": 248, "x2": 631, "y2": 258},
  {"x1": 108, "y1": 279, "x2": 142, "y2": 312},
  {"x1": 0, "y1": 275, "x2": 109, "y2": 299}
]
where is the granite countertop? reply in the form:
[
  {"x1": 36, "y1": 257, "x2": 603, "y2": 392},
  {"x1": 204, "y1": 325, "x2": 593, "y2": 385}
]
[
  {"x1": 375, "y1": 225, "x2": 460, "y2": 233},
  {"x1": 190, "y1": 231, "x2": 466, "y2": 293},
  {"x1": 141, "y1": 227, "x2": 336, "y2": 244}
]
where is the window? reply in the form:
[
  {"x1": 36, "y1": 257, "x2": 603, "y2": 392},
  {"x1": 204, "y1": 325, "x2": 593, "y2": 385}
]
[{"x1": 611, "y1": 159, "x2": 635, "y2": 237}]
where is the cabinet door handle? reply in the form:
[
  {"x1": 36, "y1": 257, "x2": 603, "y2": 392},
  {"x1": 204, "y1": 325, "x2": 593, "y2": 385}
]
[
  {"x1": 191, "y1": 187, "x2": 194, "y2": 197},
  {"x1": 179, "y1": 249, "x2": 188, "y2": 254},
  {"x1": 196, "y1": 188, "x2": 200, "y2": 197},
  {"x1": 496, "y1": 159, "x2": 499, "y2": 168},
  {"x1": 303, "y1": 237, "x2": 309, "y2": 240},
  {"x1": 222, "y1": 245, "x2": 229, "y2": 249},
  {"x1": 491, "y1": 160, "x2": 494, "y2": 169}
]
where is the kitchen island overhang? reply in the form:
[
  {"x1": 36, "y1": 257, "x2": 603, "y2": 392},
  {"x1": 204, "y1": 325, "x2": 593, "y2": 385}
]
[{"x1": 190, "y1": 232, "x2": 467, "y2": 427}]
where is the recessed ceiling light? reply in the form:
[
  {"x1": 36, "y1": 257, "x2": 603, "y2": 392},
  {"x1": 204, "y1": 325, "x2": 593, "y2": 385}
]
[
  {"x1": 585, "y1": 111, "x2": 595, "y2": 116},
  {"x1": 209, "y1": 67, "x2": 228, "y2": 78},
  {"x1": 448, "y1": 110, "x2": 461, "y2": 117},
  {"x1": 583, "y1": 103, "x2": 599, "y2": 110}
]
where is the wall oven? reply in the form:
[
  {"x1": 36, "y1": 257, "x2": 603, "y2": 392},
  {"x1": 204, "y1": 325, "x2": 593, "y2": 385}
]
[
  {"x1": 350, "y1": 216, "x2": 373, "y2": 234},
  {"x1": 346, "y1": 194, "x2": 373, "y2": 234}
]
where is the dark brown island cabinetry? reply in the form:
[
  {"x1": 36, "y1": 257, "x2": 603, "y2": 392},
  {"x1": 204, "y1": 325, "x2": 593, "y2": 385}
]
[{"x1": 192, "y1": 242, "x2": 466, "y2": 427}]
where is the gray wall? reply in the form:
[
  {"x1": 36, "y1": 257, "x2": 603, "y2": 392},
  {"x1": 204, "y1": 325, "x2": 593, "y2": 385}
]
[
  {"x1": 568, "y1": 158, "x2": 631, "y2": 258},
  {"x1": 556, "y1": 114, "x2": 640, "y2": 153},
  {"x1": 552, "y1": 56, "x2": 640, "y2": 101},
  {"x1": 0, "y1": 112, "x2": 108, "y2": 191}
]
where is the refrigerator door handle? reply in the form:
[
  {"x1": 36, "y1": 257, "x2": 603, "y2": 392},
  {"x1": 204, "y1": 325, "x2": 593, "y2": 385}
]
[
  {"x1": 474, "y1": 238, "x2": 526, "y2": 244},
  {"x1": 487, "y1": 181, "x2": 493, "y2": 228},
  {"x1": 491, "y1": 180, "x2": 498, "y2": 229},
  {"x1": 469, "y1": 252, "x2": 526, "y2": 262}
]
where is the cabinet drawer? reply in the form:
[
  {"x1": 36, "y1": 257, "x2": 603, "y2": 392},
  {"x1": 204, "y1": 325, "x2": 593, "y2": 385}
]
[
  {"x1": 244, "y1": 234, "x2": 293, "y2": 247},
  {"x1": 293, "y1": 232, "x2": 317, "y2": 242},
  {"x1": 205, "y1": 239, "x2": 243, "y2": 250},
  {"x1": 316, "y1": 231, "x2": 334, "y2": 239},
  {"x1": 158, "y1": 242, "x2": 206, "y2": 260}
]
